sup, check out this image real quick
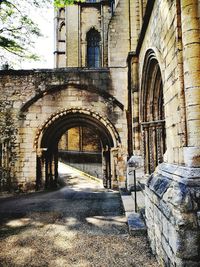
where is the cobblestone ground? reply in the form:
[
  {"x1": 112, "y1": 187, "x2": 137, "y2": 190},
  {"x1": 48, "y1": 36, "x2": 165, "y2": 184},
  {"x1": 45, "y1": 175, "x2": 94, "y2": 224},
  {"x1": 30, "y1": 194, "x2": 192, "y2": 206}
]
[{"x1": 0, "y1": 163, "x2": 159, "y2": 267}]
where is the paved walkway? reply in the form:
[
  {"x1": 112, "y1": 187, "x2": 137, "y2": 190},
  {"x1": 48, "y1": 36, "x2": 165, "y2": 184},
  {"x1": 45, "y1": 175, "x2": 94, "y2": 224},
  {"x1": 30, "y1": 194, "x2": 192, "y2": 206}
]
[{"x1": 0, "y1": 162, "x2": 159, "y2": 267}]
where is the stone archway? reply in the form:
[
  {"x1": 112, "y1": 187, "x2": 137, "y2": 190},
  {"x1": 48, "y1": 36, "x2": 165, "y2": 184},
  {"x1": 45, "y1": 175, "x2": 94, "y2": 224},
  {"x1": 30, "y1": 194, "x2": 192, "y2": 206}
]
[
  {"x1": 140, "y1": 49, "x2": 166, "y2": 174},
  {"x1": 35, "y1": 108, "x2": 121, "y2": 189}
]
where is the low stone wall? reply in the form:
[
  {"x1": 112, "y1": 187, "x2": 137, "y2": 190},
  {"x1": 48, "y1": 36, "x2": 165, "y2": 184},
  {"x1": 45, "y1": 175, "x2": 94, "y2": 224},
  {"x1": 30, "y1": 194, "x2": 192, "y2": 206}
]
[
  {"x1": 145, "y1": 163, "x2": 200, "y2": 266},
  {"x1": 59, "y1": 151, "x2": 102, "y2": 178},
  {"x1": 64, "y1": 162, "x2": 102, "y2": 179}
]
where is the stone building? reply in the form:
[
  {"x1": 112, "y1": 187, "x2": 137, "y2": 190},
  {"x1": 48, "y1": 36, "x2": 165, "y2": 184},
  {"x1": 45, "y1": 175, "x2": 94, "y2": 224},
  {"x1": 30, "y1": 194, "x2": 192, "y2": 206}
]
[{"x1": 0, "y1": 0, "x2": 200, "y2": 266}]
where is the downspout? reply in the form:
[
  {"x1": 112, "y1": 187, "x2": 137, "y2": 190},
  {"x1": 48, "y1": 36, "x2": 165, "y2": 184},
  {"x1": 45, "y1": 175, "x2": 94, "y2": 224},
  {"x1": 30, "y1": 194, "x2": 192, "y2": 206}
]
[
  {"x1": 139, "y1": 0, "x2": 144, "y2": 28},
  {"x1": 78, "y1": 4, "x2": 81, "y2": 67},
  {"x1": 176, "y1": 0, "x2": 187, "y2": 147},
  {"x1": 101, "y1": 3, "x2": 104, "y2": 67},
  {"x1": 128, "y1": 0, "x2": 132, "y2": 50},
  {"x1": 127, "y1": 0, "x2": 132, "y2": 158},
  {"x1": 127, "y1": 53, "x2": 133, "y2": 157}
]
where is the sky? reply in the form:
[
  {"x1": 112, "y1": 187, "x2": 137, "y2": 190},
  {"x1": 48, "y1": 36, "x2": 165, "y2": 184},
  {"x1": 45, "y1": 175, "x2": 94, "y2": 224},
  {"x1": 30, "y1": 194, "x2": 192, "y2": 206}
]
[{"x1": 19, "y1": 5, "x2": 55, "y2": 70}]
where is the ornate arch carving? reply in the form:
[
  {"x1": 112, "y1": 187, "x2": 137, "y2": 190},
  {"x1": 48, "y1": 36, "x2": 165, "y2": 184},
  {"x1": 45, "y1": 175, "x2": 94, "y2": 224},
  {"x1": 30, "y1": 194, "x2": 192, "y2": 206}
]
[
  {"x1": 140, "y1": 49, "x2": 166, "y2": 174},
  {"x1": 34, "y1": 107, "x2": 121, "y2": 150}
]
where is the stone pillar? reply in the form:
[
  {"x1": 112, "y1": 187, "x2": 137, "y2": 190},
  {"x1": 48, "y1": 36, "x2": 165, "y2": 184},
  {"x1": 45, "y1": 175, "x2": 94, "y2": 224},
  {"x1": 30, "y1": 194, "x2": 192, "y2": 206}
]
[
  {"x1": 66, "y1": 5, "x2": 79, "y2": 67},
  {"x1": 110, "y1": 148, "x2": 119, "y2": 189},
  {"x1": 181, "y1": 0, "x2": 200, "y2": 167},
  {"x1": 131, "y1": 55, "x2": 140, "y2": 154}
]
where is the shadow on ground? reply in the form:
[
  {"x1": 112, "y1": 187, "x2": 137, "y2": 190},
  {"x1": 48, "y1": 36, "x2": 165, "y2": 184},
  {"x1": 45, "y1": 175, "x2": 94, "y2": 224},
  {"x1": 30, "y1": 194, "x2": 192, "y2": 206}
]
[{"x1": 0, "y1": 163, "x2": 159, "y2": 267}]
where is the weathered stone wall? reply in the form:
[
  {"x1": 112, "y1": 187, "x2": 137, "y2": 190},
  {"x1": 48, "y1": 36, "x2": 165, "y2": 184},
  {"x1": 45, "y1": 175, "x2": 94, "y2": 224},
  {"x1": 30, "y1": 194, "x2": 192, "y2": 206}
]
[
  {"x1": 54, "y1": 8, "x2": 66, "y2": 68},
  {"x1": 80, "y1": 6, "x2": 101, "y2": 67},
  {"x1": 145, "y1": 163, "x2": 200, "y2": 266},
  {"x1": 0, "y1": 68, "x2": 127, "y2": 190},
  {"x1": 59, "y1": 2, "x2": 112, "y2": 68},
  {"x1": 139, "y1": 0, "x2": 185, "y2": 165},
  {"x1": 137, "y1": 0, "x2": 200, "y2": 265},
  {"x1": 108, "y1": 0, "x2": 130, "y2": 67},
  {"x1": 130, "y1": 0, "x2": 140, "y2": 50},
  {"x1": 66, "y1": 6, "x2": 79, "y2": 67}
]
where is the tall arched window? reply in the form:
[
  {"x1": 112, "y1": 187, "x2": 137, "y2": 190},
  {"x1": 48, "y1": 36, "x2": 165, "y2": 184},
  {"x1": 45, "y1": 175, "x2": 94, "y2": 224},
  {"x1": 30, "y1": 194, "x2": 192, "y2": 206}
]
[
  {"x1": 140, "y1": 50, "x2": 166, "y2": 174},
  {"x1": 87, "y1": 29, "x2": 101, "y2": 68}
]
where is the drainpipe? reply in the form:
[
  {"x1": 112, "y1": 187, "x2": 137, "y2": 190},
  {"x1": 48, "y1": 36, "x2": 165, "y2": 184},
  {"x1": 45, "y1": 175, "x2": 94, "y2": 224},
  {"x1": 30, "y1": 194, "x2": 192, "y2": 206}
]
[
  {"x1": 127, "y1": 52, "x2": 134, "y2": 157},
  {"x1": 139, "y1": 0, "x2": 144, "y2": 28},
  {"x1": 128, "y1": 0, "x2": 132, "y2": 50},
  {"x1": 176, "y1": 0, "x2": 188, "y2": 147}
]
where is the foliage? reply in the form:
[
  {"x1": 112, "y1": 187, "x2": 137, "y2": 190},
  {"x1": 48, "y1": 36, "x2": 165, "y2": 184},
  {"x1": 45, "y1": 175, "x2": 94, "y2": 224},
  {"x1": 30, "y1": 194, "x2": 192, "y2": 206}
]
[
  {"x1": 54, "y1": 0, "x2": 85, "y2": 7},
  {"x1": 0, "y1": 101, "x2": 17, "y2": 190},
  {"x1": 0, "y1": 0, "x2": 47, "y2": 63},
  {"x1": 0, "y1": 0, "x2": 82, "y2": 66}
]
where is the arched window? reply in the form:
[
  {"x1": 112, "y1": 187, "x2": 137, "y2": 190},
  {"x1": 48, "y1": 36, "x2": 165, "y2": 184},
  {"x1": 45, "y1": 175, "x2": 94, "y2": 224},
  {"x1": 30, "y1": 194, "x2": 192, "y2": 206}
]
[
  {"x1": 141, "y1": 50, "x2": 166, "y2": 174},
  {"x1": 86, "y1": 29, "x2": 101, "y2": 68}
]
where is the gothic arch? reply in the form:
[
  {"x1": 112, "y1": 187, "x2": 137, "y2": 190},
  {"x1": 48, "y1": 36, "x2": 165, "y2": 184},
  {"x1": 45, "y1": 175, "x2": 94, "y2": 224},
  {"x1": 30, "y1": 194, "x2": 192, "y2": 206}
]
[
  {"x1": 35, "y1": 107, "x2": 120, "y2": 149},
  {"x1": 140, "y1": 49, "x2": 166, "y2": 174},
  {"x1": 35, "y1": 108, "x2": 121, "y2": 189}
]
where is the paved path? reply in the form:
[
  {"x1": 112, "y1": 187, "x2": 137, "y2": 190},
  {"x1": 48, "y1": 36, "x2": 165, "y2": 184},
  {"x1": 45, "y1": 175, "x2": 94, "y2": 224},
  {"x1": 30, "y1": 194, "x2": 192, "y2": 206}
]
[{"x1": 0, "y1": 162, "x2": 159, "y2": 267}]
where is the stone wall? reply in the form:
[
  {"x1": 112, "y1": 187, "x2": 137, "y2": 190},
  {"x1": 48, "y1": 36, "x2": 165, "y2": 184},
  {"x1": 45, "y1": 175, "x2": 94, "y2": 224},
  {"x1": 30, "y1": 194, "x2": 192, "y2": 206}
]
[
  {"x1": 57, "y1": 2, "x2": 112, "y2": 68},
  {"x1": 145, "y1": 163, "x2": 200, "y2": 266},
  {"x1": 138, "y1": 0, "x2": 185, "y2": 165},
  {"x1": 136, "y1": 0, "x2": 200, "y2": 265},
  {"x1": 66, "y1": 6, "x2": 79, "y2": 67},
  {"x1": 0, "y1": 68, "x2": 128, "y2": 190},
  {"x1": 108, "y1": 0, "x2": 130, "y2": 67}
]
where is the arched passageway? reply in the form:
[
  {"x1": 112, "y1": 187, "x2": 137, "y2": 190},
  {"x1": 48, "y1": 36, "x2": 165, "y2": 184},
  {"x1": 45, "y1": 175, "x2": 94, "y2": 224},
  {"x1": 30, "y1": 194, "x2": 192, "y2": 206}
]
[
  {"x1": 35, "y1": 108, "x2": 120, "y2": 190},
  {"x1": 140, "y1": 50, "x2": 166, "y2": 174},
  {"x1": 58, "y1": 126, "x2": 102, "y2": 179}
]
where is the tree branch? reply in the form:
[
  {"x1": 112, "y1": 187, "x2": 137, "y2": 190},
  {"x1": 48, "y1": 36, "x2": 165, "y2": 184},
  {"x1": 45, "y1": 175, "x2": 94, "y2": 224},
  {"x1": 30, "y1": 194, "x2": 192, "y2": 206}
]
[{"x1": 0, "y1": 26, "x2": 23, "y2": 34}]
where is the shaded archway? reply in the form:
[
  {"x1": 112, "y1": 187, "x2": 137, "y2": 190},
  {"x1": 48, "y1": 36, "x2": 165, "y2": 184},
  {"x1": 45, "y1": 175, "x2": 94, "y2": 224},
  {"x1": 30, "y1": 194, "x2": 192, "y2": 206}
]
[
  {"x1": 140, "y1": 50, "x2": 166, "y2": 174},
  {"x1": 35, "y1": 108, "x2": 120, "y2": 189}
]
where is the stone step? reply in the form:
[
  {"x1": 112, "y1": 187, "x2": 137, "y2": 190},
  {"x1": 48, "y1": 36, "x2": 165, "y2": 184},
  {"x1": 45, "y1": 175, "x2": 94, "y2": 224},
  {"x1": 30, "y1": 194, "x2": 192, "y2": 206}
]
[
  {"x1": 119, "y1": 188, "x2": 147, "y2": 236},
  {"x1": 126, "y1": 212, "x2": 147, "y2": 236}
]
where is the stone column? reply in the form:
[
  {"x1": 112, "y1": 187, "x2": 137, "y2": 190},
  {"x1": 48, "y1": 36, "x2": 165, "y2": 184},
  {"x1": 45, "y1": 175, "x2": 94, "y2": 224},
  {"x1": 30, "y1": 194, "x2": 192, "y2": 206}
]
[
  {"x1": 131, "y1": 55, "x2": 140, "y2": 154},
  {"x1": 181, "y1": 0, "x2": 200, "y2": 167},
  {"x1": 66, "y1": 5, "x2": 79, "y2": 67}
]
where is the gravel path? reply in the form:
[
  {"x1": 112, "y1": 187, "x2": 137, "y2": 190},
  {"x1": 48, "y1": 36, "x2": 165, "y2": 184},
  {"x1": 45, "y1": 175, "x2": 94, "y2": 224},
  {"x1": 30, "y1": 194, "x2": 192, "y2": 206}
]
[{"x1": 0, "y1": 163, "x2": 159, "y2": 267}]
